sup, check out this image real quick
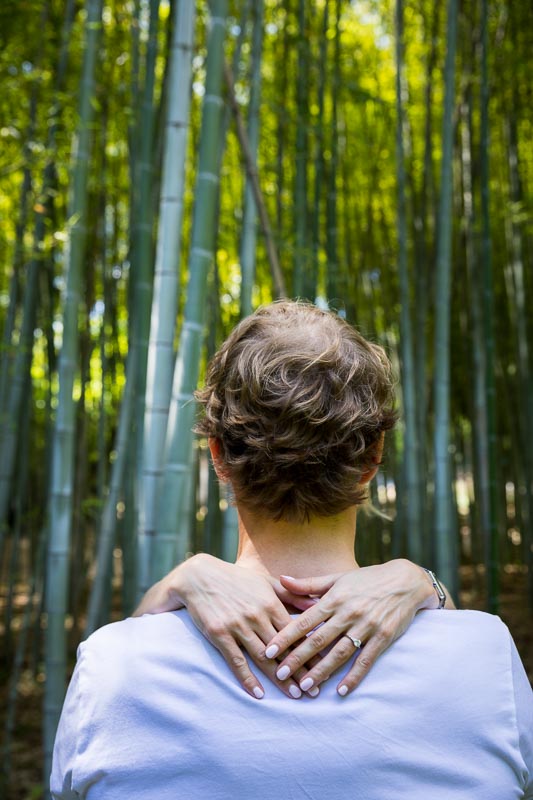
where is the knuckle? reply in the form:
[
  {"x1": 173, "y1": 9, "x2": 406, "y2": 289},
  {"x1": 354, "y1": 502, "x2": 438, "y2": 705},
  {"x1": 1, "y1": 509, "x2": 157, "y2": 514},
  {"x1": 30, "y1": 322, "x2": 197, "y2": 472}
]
[
  {"x1": 264, "y1": 601, "x2": 280, "y2": 616},
  {"x1": 375, "y1": 626, "x2": 394, "y2": 644},
  {"x1": 286, "y1": 653, "x2": 303, "y2": 671},
  {"x1": 205, "y1": 621, "x2": 225, "y2": 640},
  {"x1": 337, "y1": 639, "x2": 357, "y2": 658},
  {"x1": 230, "y1": 653, "x2": 247, "y2": 670},
  {"x1": 254, "y1": 649, "x2": 268, "y2": 664},
  {"x1": 309, "y1": 629, "x2": 326, "y2": 650},
  {"x1": 354, "y1": 654, "x2": 373, "y2": 673},
  {"x1": 295, "y1": 616, "x2": 311, "y2": 635},
  {"x1": 312, "y1": 666, "x2": 332, "y2": 684}
]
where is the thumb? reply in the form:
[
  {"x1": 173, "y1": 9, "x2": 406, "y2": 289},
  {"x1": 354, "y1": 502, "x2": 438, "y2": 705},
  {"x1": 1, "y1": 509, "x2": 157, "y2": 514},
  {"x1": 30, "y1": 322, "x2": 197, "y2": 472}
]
[{"x1": 279, "y1": 573, "x2": 342, "y2": 597}]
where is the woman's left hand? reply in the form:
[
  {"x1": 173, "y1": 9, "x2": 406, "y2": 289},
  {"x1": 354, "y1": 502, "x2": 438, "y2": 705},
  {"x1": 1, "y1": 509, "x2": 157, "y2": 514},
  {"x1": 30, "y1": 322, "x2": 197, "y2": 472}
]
[
  {"x1": 133, "y1": 553, "x2": 318, "y2": 700},
  {"x1": 265, "y1": 559, "x2": 454, "y2": 696}
]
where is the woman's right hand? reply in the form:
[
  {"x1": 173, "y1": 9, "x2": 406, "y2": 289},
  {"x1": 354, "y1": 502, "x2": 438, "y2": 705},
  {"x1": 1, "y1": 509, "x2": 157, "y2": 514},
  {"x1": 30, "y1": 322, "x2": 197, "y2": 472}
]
[
  {"x1": 133, "y1": 553, "x2": 318, "y2": 700},
  {"x1": 264, "y1": 560, "x2": 454, "y2": 696}
]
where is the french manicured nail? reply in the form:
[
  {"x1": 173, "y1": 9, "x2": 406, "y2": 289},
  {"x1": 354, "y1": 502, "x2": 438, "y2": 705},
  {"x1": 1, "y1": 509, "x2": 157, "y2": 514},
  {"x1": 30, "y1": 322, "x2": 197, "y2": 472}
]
[
  {"x1": 289, "y1": 685, "x2": 302, "y2": 698},
  {"x1": 300, "y1": 677, "x2": 314, "y2": 692},
  {"x1": 307, "y1": 686, "x2": 320, "y2": 697},
  {"x1": 265, "y1": 645, "x2": 279, "y2": 659},
  {"x1": 276, "y1": 665, "x2": 290, "y2": 680},
  {"x1": 253, "y1": 687, "x2": 264, "y2": 699},
  {"x1": 338, "y1": 685, "x2": 349, "y2": 696}
]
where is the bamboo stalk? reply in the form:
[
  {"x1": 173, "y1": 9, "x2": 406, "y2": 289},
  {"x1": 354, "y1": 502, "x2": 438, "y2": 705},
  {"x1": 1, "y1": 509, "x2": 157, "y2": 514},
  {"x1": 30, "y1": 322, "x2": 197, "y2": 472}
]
[
  {"x1": 223, "y1": 61, "x2": 287, "y2": 300},
  {"x1": 239, "y1": 0, "x2": 264, "y2": 318},
  {"x1": 85, "y1": 348, "x2": 138, "y2": 635},
  {"x1": 148, "y1": 0, "x2": 229, "y2": 587},
  {"x1": 138, "y1": 0, "x2": 196, "y2": 600},
  {"x1": 432, "y1": 0, "x2": 459, "y2": 594},
  {"x1": 43, "y1": 0, "x2": 103, "y2": 779},
  {"x1": 394, "y1": 0, "x2": 423, "y2": 564}
]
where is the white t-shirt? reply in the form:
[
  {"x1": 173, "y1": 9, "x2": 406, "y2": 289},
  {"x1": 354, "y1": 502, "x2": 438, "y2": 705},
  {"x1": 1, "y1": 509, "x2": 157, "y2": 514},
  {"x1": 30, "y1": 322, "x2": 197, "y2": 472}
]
[{"x1": 51, "y1": 609, "x2": 533, "y2": 799}]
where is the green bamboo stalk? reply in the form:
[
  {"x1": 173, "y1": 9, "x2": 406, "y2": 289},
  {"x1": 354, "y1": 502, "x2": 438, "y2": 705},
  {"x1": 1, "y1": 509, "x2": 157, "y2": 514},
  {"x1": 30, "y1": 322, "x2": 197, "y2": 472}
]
[
  {"x1": 293, "y1": 0, "x2": 309, "y2": 298},
  {"x1": 460, "y1": 83, "x2": 493, "y2": 590},
  {"x1": 505, "y1": 108, "x2": 533, "y2": 606},
  {"x1": 239, "y1": 0, "x2": 264, "y2": 318},
  {"x1": 311, "y1": 0, "x2": 329, "y2": 301},
  {"x1": 0, "y1": 269, "x2": 19, "y2": 428},
  {"x1": 2, "y1": 365, "x2": 31, "y2": 658},
  {"x1": 0, "y1": 230, "x2": 39, "y2": 555},
  {"x1": 275, "y1": 12, "x2": 290, "y2": 243},
  {"x1": 148, "y1": 0, "x2": 229, "y2": 587},
  {"x1": 325, "y1": 0, "x2": 340, "y2": 305},
  {"x1": 132, "y1": 0, "x2": 160, "y2": 472},
  {"x1": 137, "y1": 0, "x2": 196, "y2": 599},
  {"x1": 85, "y1": 348, "x2": 138, "y2": 635},
  {"x1": 432, "y1": 0, "x2": 459, "y2": 594},
  {"x1": 479, "y1": 0, "x2": 499, "y2": 612},
  {"x1": 394, "y1": 0, "x2": 423, "y2": 564},
  {"x1": 413, "y1": 2, "x2": 440, "y2": 542},
  {"x1": 43, "y1": 0, "x2": 103, "y2": 780}
]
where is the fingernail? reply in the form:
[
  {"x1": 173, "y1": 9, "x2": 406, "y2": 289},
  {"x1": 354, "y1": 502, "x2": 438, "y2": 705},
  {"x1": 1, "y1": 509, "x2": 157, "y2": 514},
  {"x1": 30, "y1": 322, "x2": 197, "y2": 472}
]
[
  {"x1": 289, "y1": 685, "x2": 302, "y2": 698},
  {"x1": 307, "y1": 686, "x2": 320, "y2": 697},
  {"x1": 280, "y1": 575, "x2": 295, "y2": 580},
  {"x1": 265, "y1": 645, "x2": 279, "y2": 659},
  {"x1": 299, "y1": 677, "x2": 314, "y2": 692},
  {"x1": 276, "y1": 665, "x2": 290, "y2": 680},
  {"x1": 338, "y1": 685, "x2": 349, "y2": 696},
  {"x1": 253, "y1": 687, "x2": 264, "y2": 699}
]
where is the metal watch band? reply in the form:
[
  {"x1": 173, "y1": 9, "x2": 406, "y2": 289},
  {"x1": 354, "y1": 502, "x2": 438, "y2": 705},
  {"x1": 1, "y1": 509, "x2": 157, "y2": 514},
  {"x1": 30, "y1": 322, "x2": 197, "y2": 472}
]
[{"x1": 423, "y1": 568, "x2": 446, "y2": 609}]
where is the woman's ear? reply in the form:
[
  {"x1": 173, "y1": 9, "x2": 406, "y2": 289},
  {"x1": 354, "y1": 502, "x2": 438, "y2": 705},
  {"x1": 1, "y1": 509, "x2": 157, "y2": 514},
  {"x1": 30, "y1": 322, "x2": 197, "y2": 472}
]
[
  {"x1": 208, "y1": 438, "x2": 229, "y2": 482},
  {"x1": 358, "y1": 432, "x2": 385, "y2": 486}
]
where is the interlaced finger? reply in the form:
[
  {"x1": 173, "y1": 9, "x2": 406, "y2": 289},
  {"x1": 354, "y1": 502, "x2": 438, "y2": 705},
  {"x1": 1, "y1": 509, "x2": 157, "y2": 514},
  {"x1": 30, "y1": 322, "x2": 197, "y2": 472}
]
[
  {"x1": 295, "y1": 633, "x2": 367, "y2": 693},
  {"x1": 241, "y1": 631, "x2": 310, "y2": 699},
  {"x1": 336, "y1": 633, "x2": 391, "y2": 695},
  {"x1": 264, "y1": 603, "x2": 335, "y2": 660}
]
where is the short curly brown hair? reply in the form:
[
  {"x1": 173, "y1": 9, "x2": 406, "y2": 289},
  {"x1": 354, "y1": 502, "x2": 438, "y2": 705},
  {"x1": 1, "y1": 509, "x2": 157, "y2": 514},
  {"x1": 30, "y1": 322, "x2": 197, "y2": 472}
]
[{"x1": 195, "y1": 301, "x2": 397, "y2": 522}]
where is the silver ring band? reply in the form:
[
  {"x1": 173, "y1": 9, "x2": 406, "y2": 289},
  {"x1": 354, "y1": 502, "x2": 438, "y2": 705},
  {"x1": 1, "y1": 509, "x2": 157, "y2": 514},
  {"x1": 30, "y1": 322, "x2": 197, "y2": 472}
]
[{"x1": 344, "y1": 634, "x2": 362, "y2": 649}]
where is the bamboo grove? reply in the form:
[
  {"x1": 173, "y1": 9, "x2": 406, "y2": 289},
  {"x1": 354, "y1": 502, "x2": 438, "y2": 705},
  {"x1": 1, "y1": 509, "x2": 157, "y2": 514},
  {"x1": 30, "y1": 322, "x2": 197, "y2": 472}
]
[{"x1": 0, "y1": 0, "x2": 531, "y2": 792}]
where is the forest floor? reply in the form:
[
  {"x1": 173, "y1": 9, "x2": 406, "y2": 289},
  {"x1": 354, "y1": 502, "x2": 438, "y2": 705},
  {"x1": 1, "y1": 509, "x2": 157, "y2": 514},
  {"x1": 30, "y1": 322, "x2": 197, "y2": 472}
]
[{"x1": 0, "y1": 565, "x2": 532, "y2": 800}]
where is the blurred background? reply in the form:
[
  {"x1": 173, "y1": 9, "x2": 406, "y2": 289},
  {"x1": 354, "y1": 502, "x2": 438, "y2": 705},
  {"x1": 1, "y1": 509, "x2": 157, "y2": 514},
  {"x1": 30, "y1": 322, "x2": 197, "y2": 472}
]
[{"x1": 0, "y1": 0, "x2": 531, "y2": 796}]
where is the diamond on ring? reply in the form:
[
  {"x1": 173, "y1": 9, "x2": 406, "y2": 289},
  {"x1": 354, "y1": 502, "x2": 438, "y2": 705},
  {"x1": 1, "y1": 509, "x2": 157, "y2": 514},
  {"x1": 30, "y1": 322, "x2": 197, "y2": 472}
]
[{"x1": 344, "y1": 634, "x2": 362, "y2": 649}]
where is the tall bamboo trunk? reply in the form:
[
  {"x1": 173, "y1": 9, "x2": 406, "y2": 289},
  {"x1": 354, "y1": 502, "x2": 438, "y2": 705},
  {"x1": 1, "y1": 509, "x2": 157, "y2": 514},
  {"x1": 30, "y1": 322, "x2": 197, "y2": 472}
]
[
  {"x1": 293, "y1": 0, "x2": 309, "y2": 298},
  {"x1": 43, "y1": 0, "x2": 103, "y2": 780},
  {"x1": 148, "y1": 0, "x2": 229, "y2": 587},
  {"x1": 479, "y1": 0, "x2": 499, "y2": 611},
  {"x1": 131, "y1": 0, "x2": 160, "y2": 467},
  {"x1": 137, "y1": 0, "x2": 196, "y2": 605},
  {"x1": 239, "y1": 0, "x2": 264, "y2": 318},
  {"x1": 311, "y1": 0, "x2": 329, "y2": 302},
  {"x1": 394, "y1": 0, "x2": 423, "y2": 564},
  {"x1": 505, "y1": 107, "x2": 533, "y2": 606},
  {"x1": 326, "y1": 0, "x2": 340, "y2": 306},
  {"x1": 432, "y1": 0, "x2": 459, "y2": 594}
]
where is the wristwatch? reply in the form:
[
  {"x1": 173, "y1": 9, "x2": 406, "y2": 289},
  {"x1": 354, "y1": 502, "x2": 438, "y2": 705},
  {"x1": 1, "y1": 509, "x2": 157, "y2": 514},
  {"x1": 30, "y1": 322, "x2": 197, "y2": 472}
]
[{"x1": 423, "y1": 568, "x2": 447, "y2": 609}]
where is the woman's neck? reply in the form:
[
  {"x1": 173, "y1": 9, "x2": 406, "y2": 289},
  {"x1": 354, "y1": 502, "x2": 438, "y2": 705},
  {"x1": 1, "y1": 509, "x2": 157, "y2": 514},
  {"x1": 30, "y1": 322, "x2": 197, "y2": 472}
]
[{"x1": 235, "y1": 505, "x2": 359, "y2": 578}]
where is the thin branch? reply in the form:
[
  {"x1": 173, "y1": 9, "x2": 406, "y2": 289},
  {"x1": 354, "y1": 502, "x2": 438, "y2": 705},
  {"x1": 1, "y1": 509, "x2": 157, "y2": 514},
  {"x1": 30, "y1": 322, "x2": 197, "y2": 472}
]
[{"x1": 223, "y1": 60, "x2": 287, "y2": 299}]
